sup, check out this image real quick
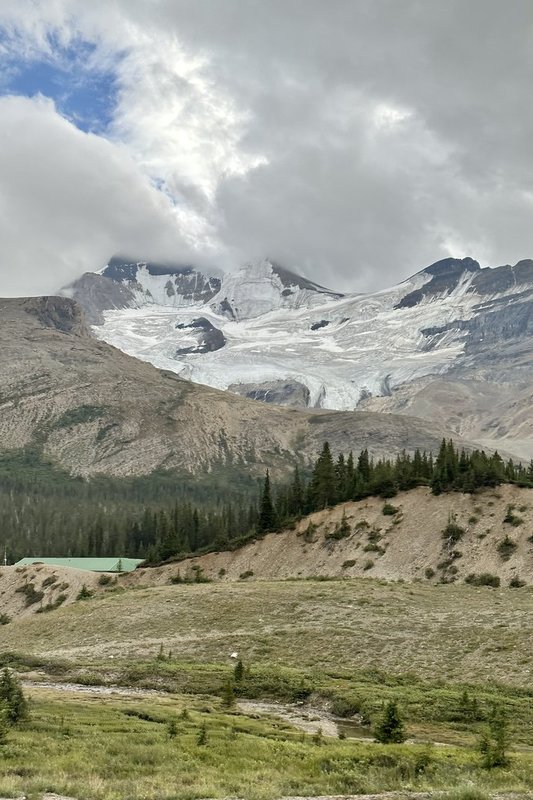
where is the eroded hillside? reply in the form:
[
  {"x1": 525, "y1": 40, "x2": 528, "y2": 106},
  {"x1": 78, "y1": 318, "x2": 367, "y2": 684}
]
[{"x1": 140, "y1": 484, "x2": 533, "y2": 585}]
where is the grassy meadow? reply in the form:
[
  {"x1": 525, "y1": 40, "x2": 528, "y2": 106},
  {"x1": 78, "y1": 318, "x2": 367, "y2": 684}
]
[{"x1": 1, "y1": 577, "x2": 533, "y2": 798}]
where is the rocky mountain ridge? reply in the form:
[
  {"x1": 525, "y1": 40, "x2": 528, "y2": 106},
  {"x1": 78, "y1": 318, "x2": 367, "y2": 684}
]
[
  {"x1": 0, "y1": 295, "x2": 460, "y2": 479},
  {"x1": 65, "y1": 254, "x2": 533, "y2": 458}
]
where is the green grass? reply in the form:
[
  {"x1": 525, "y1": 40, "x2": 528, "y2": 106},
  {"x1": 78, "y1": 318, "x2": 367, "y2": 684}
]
[
  {"x1": 3, "y1": 578, "x2": 533, "y2": 687},
  {"x1": 3, "y1": 577, "x2": 533, "y2": 797},
  {"x1": 0, "y1": 687, "x2": 531, "y2": 800}
]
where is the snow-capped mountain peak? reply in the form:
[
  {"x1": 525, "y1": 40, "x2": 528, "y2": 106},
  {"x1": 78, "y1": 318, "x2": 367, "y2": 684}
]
[
  {"x1": 64, "y1": 255, "x2": 533, "y2": 445},
  {"x1": 209, "y1": 258, "x2": 343, "y2": 320}
]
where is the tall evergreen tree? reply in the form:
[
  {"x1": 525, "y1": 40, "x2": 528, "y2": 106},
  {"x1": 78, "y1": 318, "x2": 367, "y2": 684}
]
[
  {"x1": 309, "y1": 442, "x2": 337, "y2": 508},
  {"x1": 258, "y1": 471, "x2": 276, "y2": 532}
]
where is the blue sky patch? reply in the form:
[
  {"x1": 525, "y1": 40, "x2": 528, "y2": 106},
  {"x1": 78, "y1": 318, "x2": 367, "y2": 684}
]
[{"x1": 0, "y1": 34, "x2": 121, "y2": 133}]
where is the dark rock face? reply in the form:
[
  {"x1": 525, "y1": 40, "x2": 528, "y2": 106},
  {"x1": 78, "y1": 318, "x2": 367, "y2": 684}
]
[
  {"x1": 395, "y1": 258, "x2": 480, "y2": 309},
  {"x1": 310, "y1": 320, "x2": 330, "y2": 331},
  {"x1": 469, "y1": 259, "x2": 533, "y2": 296},
  {"x1": 23, "y1": 296, "x2": 89, "y2": 336},
  {"x1": 104, "y1": 255, "x2": 194, "y2": 280},
  {"x1": 174, "y1": 318, "x2": 226, "y2": 355},
  {"x1": 270, "y1": 261, "x2": 343, "y2": 297},
  {"x1": 102, "y1": 257, "x2": 222, "y2": 305},
  {"x1": 64, "y1": 257, "x2": 222, "y2": 324},
  {"x1": 63, "y1": 272, "x2": 136, "y2": 325},
  {"x1": 229, "y1": 380, "x2": 311, "y2": 408}
]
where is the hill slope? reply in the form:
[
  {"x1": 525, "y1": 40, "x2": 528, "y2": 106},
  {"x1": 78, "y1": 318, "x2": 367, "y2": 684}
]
[
  {"x1": 0, "y1": 296, "x2": 462, "y2": 478},
  {"x1": 142, "y1": 484, "x2": 533, "y2": 585}
]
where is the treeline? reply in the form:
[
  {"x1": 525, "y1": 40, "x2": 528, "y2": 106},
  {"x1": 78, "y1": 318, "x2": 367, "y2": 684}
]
[
  {"x1": 254, "y1": 439, "x2": 533, "y2": 539},
  {"x1": 0, "y1": 447, "x2": 259, "y2": 563},
  {"x1": 1, "y1": 440, "x2": 532, "y2": 564}
]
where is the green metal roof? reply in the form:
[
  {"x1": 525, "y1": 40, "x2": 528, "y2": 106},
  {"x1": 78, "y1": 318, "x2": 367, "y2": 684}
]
[{"x1": 14, "y1": 557, "x2": 144, "y2": 573}]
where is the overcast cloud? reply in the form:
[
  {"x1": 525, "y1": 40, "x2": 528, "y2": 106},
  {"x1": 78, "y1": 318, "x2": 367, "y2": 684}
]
[{"x1": 0, "y1": 0, "x2": 532, "y2": 295}]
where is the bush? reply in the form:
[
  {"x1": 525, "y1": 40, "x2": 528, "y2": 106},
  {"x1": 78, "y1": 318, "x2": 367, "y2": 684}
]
[
  {"x1": 509, "y1": 575, "x2": 526, "y2": 588},
  {"x1": 382, "y1": 503, "x2": 399, "y2": 516},
  {"x1": 503, "y1": 505, "x2": 523, "y2": 526},
  {"x1": 98, "y1": 574, "x2": 113, "y2": 586},
  {"x1": 363, "y1": 559, "x2": 374, "y2": 571},
  {"x1": 342, "y1": 559, "x2": 356, "y2": 569},
  {"x1": 325, "y1": 513, "x2": 351, "y2": 540},
  {"x1": 239, "y1": 570, "x2": 254, "y2": 580},
  {"x1": 497, "y1": 535, "x2": 517, "y2": 561},
  {"x1": 425, "y1": 567, "x2": 435, "y2": 579},
  {"x1": 0, "y1": 613, "x2": 11, "y2": 625},
  {"x1": 15, "y1": 582, "x2": 44, "y2": 607},
  {"x1": 36, "y1": 593, "x2": 67, "y2": 613},
  {"x1": 330, "y1": 696, "x2": 360, "y2": 718},
  {"x1": 302, "y1": 523, "x2": 318, "y2": 543},
  {"x1": 442, "y1": 514, "x2": 465, "y2": 546},
  {"x1": 76, "y1": 584, "x2": 94, "y2": 600},
  {"x1": 465, "y1": 573, "x2": 500, "y2": 587}
]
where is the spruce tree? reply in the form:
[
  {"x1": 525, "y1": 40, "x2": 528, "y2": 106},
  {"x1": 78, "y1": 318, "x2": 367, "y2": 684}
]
[
  {"x1": 374, "y1": 700, "x2": 406, "y2": 743},
  {"x1": 0, "y1": 668, "x2": 27, "y2": 724},
  {"x1": 0, "y1": 706, "x2": 8, "y2": 745},
  {"x1": 258, "y1": 471, "x2": 276, "y2": 532},
  {"x1": 480, "y1": 705, "x2": 509, "y2": 768},
  {"x1": 309, "y1": 442, "x2": 337, "y2": 509},
  {"x1": 234, "y1": 659, "x2": 244, "y2": 682}
]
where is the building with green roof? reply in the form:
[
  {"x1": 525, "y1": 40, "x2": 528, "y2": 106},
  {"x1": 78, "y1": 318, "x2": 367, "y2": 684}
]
[{"x1": 15, "y1": 557, "x2": 143, "y2": 573}]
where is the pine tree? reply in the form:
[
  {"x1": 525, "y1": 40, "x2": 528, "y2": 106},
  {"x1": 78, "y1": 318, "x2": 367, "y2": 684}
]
[
  {"x1": 234, "y1": 659, "x2": 244, "y2": 682},
  {"x1": 0, "y1": 668, "x2": 27, "y2": 724},
  {"x1": 374, "y1": 700, "x2": 406, "y2": 743},
  {"x1": 309, "y1": 442, "x2": 337, "y2": 509},
  {"x1": 0, "y1": 706, "x2": 8, "y2": 745},
  {"x1": 222, "y1": 680, "x2": 235, "y2": 708},
  {"x1": 480, "y1": 705, "x2": 509, "y2": 768},
  {"x1": 288, "y1": 466, "x2": 304, "y2": 517},
  {"x1": 258, "y1": 471, "x2": 276, "y2": 532},
  {"x1": 196, "y1": 723, "x2": 208, "y2": 746}
]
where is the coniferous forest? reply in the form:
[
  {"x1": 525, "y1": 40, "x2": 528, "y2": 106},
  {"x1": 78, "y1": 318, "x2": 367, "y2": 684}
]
[{"x1": 1, "y1": 440, "x2": 532, "y2": 565}]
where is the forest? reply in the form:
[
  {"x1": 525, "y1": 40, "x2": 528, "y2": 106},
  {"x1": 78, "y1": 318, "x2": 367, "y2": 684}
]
[{"x1": 1, "y1": 440, "x2": 532, "y2": 564}]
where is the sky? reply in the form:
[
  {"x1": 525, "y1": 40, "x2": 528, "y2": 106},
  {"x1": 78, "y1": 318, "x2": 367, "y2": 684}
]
[{"x1": 0, "y1": 0, "x2": 532, "y2": 296}]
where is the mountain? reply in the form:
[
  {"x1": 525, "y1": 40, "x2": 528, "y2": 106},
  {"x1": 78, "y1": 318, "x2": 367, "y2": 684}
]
[
  {"x1": 65, "y1": 255, "x2": 533, "y2": 458},
  {"x1": 0, "y1": 296, "x2": 461, "y2": 480}
]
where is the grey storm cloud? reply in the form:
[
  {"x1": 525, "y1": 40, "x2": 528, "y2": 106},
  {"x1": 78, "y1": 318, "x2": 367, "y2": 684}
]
[{"x1": 1, "y1": 0, "x2": 533, "y2": 294}]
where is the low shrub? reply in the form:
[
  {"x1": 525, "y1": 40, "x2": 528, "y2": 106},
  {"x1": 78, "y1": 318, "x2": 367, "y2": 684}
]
[
  {"x1": 503, "y1": 505, "x2": 523, "y2": 527},
  {"x1": 15, "y1": 582, "x2": 44, "y2": 607},
  {"x1": 497, "y1": 535, "x2": 517, "y2": 561},
  {"x1": 382, "y1": 503, "x2": 399, "y2": 516},
  {"x1": 76, "y1": 584, "x2": 94, "y2": 600},
  {"x1": 465, "y1": 573, "x2": 500, "y2": 588}
]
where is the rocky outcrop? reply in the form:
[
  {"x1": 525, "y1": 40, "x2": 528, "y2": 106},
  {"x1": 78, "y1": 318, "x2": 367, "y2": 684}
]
[
  {"x1": 229, "y1": 379, "x2": 311, "y2": 407},
  {"x1": 174, "y1": 318, "x2": 226, "y2": 355}
]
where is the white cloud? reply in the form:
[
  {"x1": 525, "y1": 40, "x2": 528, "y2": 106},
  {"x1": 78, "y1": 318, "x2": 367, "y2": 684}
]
[
  {"x1": 0, "y1": 95, "x2": 210, "y2": 295},
  {"x1": 1, "y1": 0, "x2": 533, "y2": 294}
]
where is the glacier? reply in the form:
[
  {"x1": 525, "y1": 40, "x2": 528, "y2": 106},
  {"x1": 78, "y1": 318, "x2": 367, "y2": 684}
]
[{"x1": 75, "y1": 255, "x2": 533, "y2": 411}]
